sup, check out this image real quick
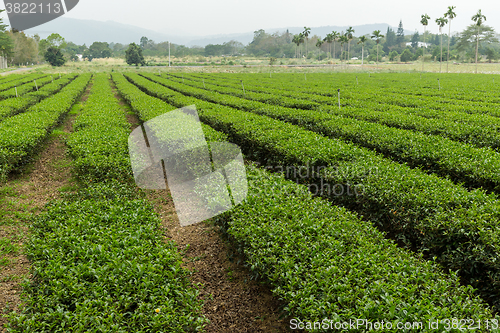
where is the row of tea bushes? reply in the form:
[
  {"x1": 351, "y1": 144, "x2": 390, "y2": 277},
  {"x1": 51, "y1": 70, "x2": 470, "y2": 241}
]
[{"x1": 0, "y1": 74, "x2": 90, "y2": 183}]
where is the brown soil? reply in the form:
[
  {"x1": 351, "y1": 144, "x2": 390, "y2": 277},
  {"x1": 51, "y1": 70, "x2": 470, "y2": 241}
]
[
  {"x1": 0, "y1": 79, "x2": 92, "y2": 332},
  {"x1": 111, "y1": 79, "x2": 291, "y2": 332},
  {"x1": 148, "y1": 190, "x2": 290, "y2": 333}
]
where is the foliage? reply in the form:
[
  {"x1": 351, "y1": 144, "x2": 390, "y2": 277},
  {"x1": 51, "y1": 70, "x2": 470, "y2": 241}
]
[
  {"x1": 38, "y1": 33, "x2": 66, "y2": 60},
  {"x1": 457, "y1": 24, "x2": 498, "y2": 53},
  {"x1": 44, "y1": 46, "x2": 66, "y2": 66},
  {"x1": 0, "y1": 9, "x2": 13, "y2": 58},
  {"x1": 0, "y1": 74, "x2": 76, "y2": 122},
  {"x1": 67, "y1": 74, "x2": 131, "y2": 182},
  {"x1": 7, "y1": 74, "x2": 208, "y2": 331},
  {"x1": 125, "y1": 42, "x2": 145, "y2": 66},
  {"x1": 410, "y1": 31, "x2": 420, "y2": 47},
  {"x1": 486, "y1": 47, "x2": 499, "y2": 62},
  {"x1": 215, "y1": 164, "x2": 495, "y2": 326},
  {"x1": 118, "y1": 71, "x2": 500, "y2": 322},
  {"x1": 83, "y1": 41, "x2": 112, "y2": 61},
  {"x1": 399, "y1": 48, "x2": 413, "y2": 62},
  {"x1": 0, "y1": 74, "x2": 90, "y2": 182},
  {"x1": 388, "y1": 50, "x2": 398, "y2": 61},
  {"x1": 0, "y1": 74, "x2": 61, "y2": 99},
  {"x1": 8, "y1": 30, "x2": 38, "y2": 65},
  {"x1": 7, "y1": 182, "x2": 208, "y2": 332},
  {"x1": 396, "y1": 20, "x2": 405, "y2": 45}
]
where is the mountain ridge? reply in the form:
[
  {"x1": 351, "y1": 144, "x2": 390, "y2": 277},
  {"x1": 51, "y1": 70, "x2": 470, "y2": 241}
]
[{"x1": 17, "y1": 17, "x2": 412, "y2": 47}]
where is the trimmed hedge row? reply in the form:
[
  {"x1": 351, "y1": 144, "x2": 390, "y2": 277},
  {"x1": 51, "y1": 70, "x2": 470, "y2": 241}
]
[
  {"x1": 67, "y1": 74, "x2": 132, "y2": 182},
  {"x1": 217, "y1": 164, "x2": 497, "y2": 331},
  {"x1": 7, "y1": 182, "x2": 209, "y2": 332},
  {"x1": 0, "y1": 74, "x2": 59, "y2": 99},
  {"x1": 124, "y1": 74, "x2": 500, "y2": 311},
  {"x1": 139, "y1": 73, "x2": 500, "y2": 193},
  {"x1": 0, "y1": 74, "x2": 90, "y2": 183},
  {"x1": 0, "y1": 74, "x2": 77, "y2": 122},
  {"x1": 192, "y1": 72, "x2": 500, "y2": 117},
  {"x1": 112, "y1": 73, "x2": 226, "y2": 142},
  {"x1": 173, "y1": 74, "x2": 500, "y2": 147},
  {"x1": 0, "y1": 73, "x2": 46, "y2": 92}
]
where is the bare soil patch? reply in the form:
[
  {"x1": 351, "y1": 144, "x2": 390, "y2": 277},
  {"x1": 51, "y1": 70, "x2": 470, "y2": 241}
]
[{"x1": 147, "y1": 190, "x2": 290, "y2": 333}]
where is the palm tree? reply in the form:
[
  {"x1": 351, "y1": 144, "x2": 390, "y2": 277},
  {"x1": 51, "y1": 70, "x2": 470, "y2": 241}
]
[
  {"x1": 299, "y1": 33, "x2": 305, "y2": 58},
  {"x1": 472, "y1": 9, "x2": 486, "y2": 74},
  {"x1": 316, "y1": 39, "x2": 324, "y2": 57},
  {"x1": 357, "y1": 36, "x2": 368, "y2": 66},
  {"x1": 346, "y1": 26, "x2": 355, "y2": 64},
  {"x1": 371, "y1": 30, "x2": 384, "y2": 69},
  {"x1": 420, "y1": 14, "x2": 430, "y2": 72},
  {"x1": 292, "y1": 34, "x2": 301, "y2": 58},
  {"x1": 444, "y1": 6, "x2": 456, "y2": 73},
  {"x1": 323, "y1": 33, "x2": 334, "y2": 58},
  {"x1": 302, "y1": 27, "x2": 311, "y2": 58},
  {"x1": 339, "y1": 34, "x2": 349, "y2": 67},
  {"x1": 331, "y1": 31, "x2": 339, "y2": 60},
  {"x1": 435, "y1": 16, "x2": 448, "y2": 73}
]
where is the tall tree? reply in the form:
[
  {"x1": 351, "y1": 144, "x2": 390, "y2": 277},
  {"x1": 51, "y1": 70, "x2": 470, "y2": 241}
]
[
  {"x1": 302, "y1": 27, "x2": 311, "y2": 57},
  {"x1": 83, "y1": 41, "x2": 112, "y2": 61},
  {"x1": 323, "y1": 33, "x2": 334, "y2": 58},
  {"x1": 339, "y1": 34, "x2": 349, "y2": 67},
  {"x1": 346, "y1": 26, "x2": 355, "y2": 63},
  {"x1": 357, "y1": 35, "x2": 368, "y2": 66},
  {"x1": 411, "y1": 31, "x2": 420, "y2": 48},
  {"x1": 331, "y1": 31, "x2": 339, "y2": 59},
  {"x1": 371, "y1": 30, "x2": 384, "y2": 68},
  {"x1": 125, "y1": 42, "x2": 145, "y2": 66},
  {"x1": 471, "y1": 9, "x2": 486, "y2": 74},
  {"x1": 292, "y1": 34, "x2": 301, "y2": 58},
  {"x1": 385, "y1": 27, "x2": 396, "y2": 47},
  {"x1": 316, "y1": 38, "x2": 324, "y2": 53},
  {"x1": 444, "y1": 6, "x2": 456, "y2": 72},
  {"x1": 140, "y1": 36, "x2": 149, "y2": 49},
  {"x1": 436, "y1": 16, "x2": 448, "y2": 73},
  {"x1": 420, "y1": 14, "x2": 430, "y2": 71},
  {"x1": 457, "y1": 24, "x2": 498, "y2": 54},
  {"x1": 0, "y1": 9, "x2": 14, "y2": 62},
  {"x1": 8, "y1": 30, "x2": 38, "y2": 65},
  {"x1": 44, "y1": 46, "x2": 65, "y2": 66},
  {"x1": 396, "y1": 20, "x2": 405, "y2": 45}
]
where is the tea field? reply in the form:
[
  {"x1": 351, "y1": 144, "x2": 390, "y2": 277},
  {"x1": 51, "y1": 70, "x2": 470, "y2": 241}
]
[{"x1": 1, "y1": 71, "x2": 500, "y2": 332}]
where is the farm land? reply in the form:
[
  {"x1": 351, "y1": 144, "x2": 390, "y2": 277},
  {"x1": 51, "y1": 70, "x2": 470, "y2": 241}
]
[{"x1": 1, "y1": 65, "x2": 500, "y2": 332}]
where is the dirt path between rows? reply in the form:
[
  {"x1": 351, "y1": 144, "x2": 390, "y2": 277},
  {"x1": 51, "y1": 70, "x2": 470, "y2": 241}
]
[
  {"x1": 0, "y1": 80, "x2": 92, "y2": 332},
  {"x1": 111, "y1": 78, "x2": 291, "y2": 332}
]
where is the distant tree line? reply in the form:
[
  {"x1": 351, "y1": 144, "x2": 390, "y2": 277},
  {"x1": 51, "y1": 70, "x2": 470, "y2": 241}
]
[{"x1": 1, "y1": 6, "x2": 499, "y2": 68}]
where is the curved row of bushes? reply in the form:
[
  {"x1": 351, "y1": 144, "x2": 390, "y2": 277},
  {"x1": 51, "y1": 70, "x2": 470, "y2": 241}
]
[
  {"x1": 0, "y1": 73, "x2": 47, "y2": 93},
  {"x1": 136, "y1": 73, "x2": 500, "y2": 194},
  {"x1": 0, "y1": 74, "x2": 60, "y2": 100},
  {"x1": 191, "y1": 72, "x2": 500, "y2": 116},
  {"x1": 0, "y1": 74, "x2": 77, "y2": 122},
  {"x1": 174, "y1": 73, "x2": 500, "y2": 148}
]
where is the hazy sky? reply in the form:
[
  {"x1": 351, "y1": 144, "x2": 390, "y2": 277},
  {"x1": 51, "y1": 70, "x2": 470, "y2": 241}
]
[
  {"x1": 3, "y1": 0, "x2": 500, "y2": 37},
  {"x1": 61, "y1": 0, "x2": 499, "y2": 36}
]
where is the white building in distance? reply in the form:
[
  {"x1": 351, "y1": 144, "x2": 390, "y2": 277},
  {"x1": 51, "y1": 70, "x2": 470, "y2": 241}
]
[{"x1": 405, "y1": 42, "x2": 430, "y2": 48}]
